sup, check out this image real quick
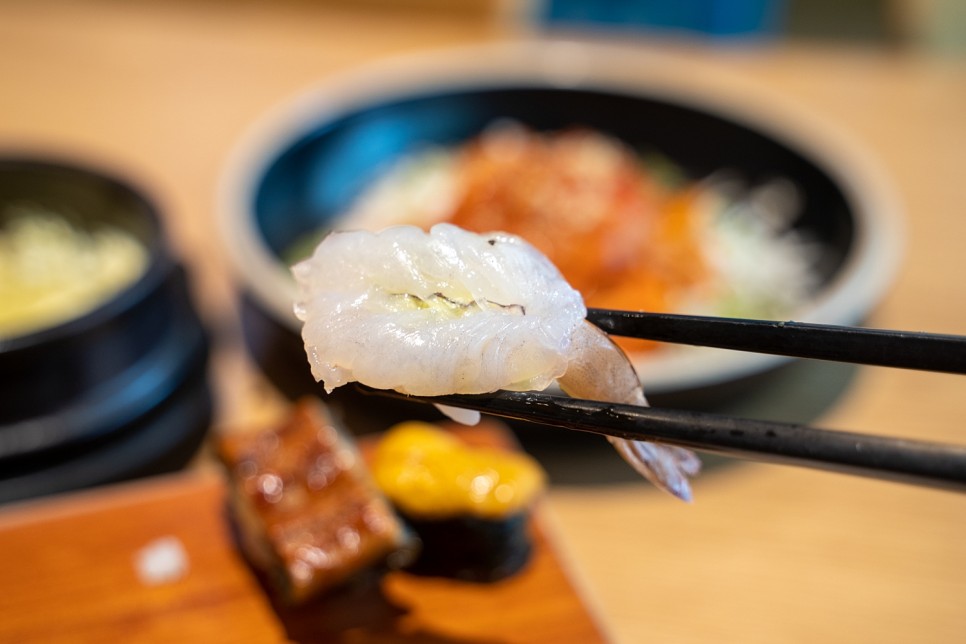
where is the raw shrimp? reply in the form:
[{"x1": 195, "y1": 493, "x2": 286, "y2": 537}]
[
  {"x1": 557, "y1": 321, "x2": 701, "y2": 501},
  {"x1": 292, "y1": 223, "x2": 700, "y2": 500}
]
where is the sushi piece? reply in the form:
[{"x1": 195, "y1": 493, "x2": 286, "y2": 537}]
[
  {"x1": 214, "y1": 398, "x2": 414, "y2": 604},
  {"x1": 293, "y1": 223, "x2": 584, "y2": 398},
  {"x1": 371, "y1": 421, "x2": 545, "y2": 581},
  {"x1": 292, "y1": 223, "x2": 700, "y2": 500}
]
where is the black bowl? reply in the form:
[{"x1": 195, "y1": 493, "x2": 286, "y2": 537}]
[
  {"x1": 219, "y1": 42, "x2": 902, "y2": 430},
  {"x1": 0, "y1": 158, "x2": 212, "y2": 503}
]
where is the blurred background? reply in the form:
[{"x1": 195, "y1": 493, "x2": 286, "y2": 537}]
[
  {"x1": 5, "y1": 0, "x2": 961, "y2": 420},
  {"x1": 1, "y1": 1, "x2": 964, "y2": 643},
  {"x1": 537, "y1": 0, "x2": 966, "y2": 48}
]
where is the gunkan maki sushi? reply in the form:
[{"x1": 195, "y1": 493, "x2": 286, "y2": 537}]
[{"x1": 371, "y1": 421, "x2": 546, "y2": 582}]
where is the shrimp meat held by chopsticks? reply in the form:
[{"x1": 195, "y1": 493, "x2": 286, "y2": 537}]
[{"x1": 292, "y1": 223, "x2": 700, "y2": 500}]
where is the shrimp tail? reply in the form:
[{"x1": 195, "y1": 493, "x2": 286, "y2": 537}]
[
  {"x1": 607, "y1": 437, "x2": 700, "y2": 502},
  {"x1": 558, "y1": 321, "x2": 701, "y2": 501}
]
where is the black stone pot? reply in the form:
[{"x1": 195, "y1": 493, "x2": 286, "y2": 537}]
[{"x1": 0, "y1": 158, "x2": 212, "y2": 504}]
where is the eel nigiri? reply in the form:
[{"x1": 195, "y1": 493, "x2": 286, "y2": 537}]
[
  {"x1": 214, "y1": 398, "x2": 414, "y2": 603},
  {"x1": 292, "y1": 223, "x2": 700, "y2": 501}
]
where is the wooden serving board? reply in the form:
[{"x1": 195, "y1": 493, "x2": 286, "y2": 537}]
[{"x1": 0, "y1": 425, "x2": 607, "y2": 643}]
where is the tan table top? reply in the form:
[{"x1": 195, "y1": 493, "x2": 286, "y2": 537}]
[{"x1": 2, "y1": 1, "x2": 964, "y2": 642}]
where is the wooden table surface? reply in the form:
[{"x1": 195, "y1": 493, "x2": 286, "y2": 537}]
[
  {"x1": 2, "y1": 1, "x2": 965, "y2": 642},
  {"x1": 0, "y1": 425, "x2": 608, "y2": 644}
]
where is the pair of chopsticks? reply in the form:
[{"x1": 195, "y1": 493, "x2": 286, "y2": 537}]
[{"x1": 365, "y1": 309, "x2": 966, "y2": 492}]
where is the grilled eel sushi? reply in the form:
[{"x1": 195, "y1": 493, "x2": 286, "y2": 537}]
[{"x1": 215, "y1": 399, "x2": 413, "y2": 604}]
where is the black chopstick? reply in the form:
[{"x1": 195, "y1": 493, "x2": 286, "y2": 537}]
[
  {"x1": 586, "y1": 308, "x2": 966, "y2": 375},
  {"x1": 364, "y1": 387, "x2": 966, "y2": 493}
]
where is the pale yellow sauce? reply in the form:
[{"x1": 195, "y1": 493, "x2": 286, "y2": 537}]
[{"x1": 0, "y1": 206, "x2": 148, "y2": 338}]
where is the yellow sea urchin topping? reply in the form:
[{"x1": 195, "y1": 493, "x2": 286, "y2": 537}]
[{"x1": 372, "y1": 422, "x2": 545, "y2": 519}]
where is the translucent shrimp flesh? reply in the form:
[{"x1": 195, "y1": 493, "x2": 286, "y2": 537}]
[{"x1": 292, "y1": 223, "x2": 700, "y2": 500}]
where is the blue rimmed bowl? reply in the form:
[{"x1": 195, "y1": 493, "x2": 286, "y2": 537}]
[{"x1": 218, "y1": 41, "x2": 903, "y2": 429}]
